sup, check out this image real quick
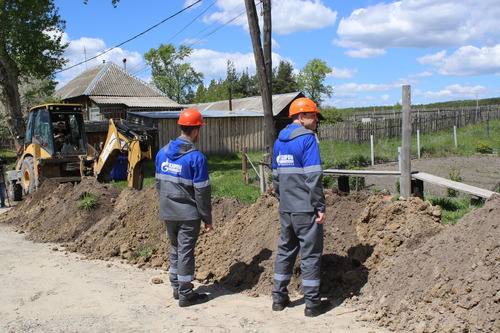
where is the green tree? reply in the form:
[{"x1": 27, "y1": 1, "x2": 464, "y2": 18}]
[
  {"x1": 144, "y1": 44, "x2": 203, "y2": 104},
  {"x1": 298, "y1": 58, "x2": 333, "y2": 107},
  {"x1": 237, "y1": 69, "x2": 259, "y2": 97},
  {"x1": 320, "y1": 105, "x2": 343, "y2": 123},
  {"x1": 204, "y1": 79, "x2": 227, "y2": 102},
  {"x1": 0, "y1": 0, "x2": 67, "y2": 142},
  {"x1": 272, "y1": 60, "x2": 298, "y2": 94},
  {"x1": 193, "y1": 83, "x2": 207, "y2": 103}
]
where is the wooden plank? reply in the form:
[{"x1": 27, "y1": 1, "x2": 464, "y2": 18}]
[
  {"x1": 412, "y1": 172, "x2": 495, "y2": 199},
  {"x1": 323, "y1": 169, "x2": 402, "y2": 177}
]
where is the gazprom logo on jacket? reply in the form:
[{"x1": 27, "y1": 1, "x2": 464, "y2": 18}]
[
  {"x1": 276, "y1": 153, "x2": 294, "y2": 166},
  {"x1": 161, "y1": 159, "x2": 182, "y2": 174}
]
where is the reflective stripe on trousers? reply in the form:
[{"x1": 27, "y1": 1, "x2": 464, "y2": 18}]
[
  {"x1": 165, "y1": 219, "x2": 201, "y2": 301},
  {"x1": 272, "y1": 212, "x2": 323, "y2": 308}
]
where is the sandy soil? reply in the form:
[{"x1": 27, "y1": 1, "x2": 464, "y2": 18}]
[
  {"x1": 0, "y1": 223, "x2": 387, "y2": 333},
  {"x1": 0, "y1": 156, "x2": 498, "y2": 333}
]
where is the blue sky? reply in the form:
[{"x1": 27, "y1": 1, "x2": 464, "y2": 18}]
[{"x1": 54, "y1": 0, "x2": 500, "y2": 108}]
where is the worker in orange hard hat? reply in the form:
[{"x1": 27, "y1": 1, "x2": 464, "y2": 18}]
[
  {"x1": 155, "y1": 108, "x2": 212, "y2": 307},
  {"x1": 271, "y1": 97, "x2": 331, "y2": 317},
  {"x1": 287, "y1": 97, "x2": 323, "y2": 131}
]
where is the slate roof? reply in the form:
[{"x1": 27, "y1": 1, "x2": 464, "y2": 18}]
[
  {"x1": 184, "y1": 91, "x2": 304, "y2": 116},
  {"x1": 128, "y1": 110, "x2": 264, "y2": 119},
  {"x1": 56, "y1": 62, "x2": 180, "y2": 108}
]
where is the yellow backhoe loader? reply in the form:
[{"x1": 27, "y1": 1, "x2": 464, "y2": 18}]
[{"x1": 6, "y1": 103, "x2": 152, "y2": 201}]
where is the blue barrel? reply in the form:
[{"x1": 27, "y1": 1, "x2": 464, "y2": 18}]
[{"x1": 110, "y1": 156, "x2": 128, "y2": 181}]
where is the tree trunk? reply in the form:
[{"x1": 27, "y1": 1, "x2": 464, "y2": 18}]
[
  {"x1": 244, "y1": 0, "x2": 276, "y2": 153},
  {"x1": 0, "y1": 51, "x2": 26, "y2": 147}
]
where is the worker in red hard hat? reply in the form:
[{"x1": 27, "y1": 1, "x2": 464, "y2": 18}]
[
  {"x1": 271, "y1": 97, "x2": 331, "y2": 317},
  {"x1": 155, "y1": 108, "x2": 212, "y2": 307}
]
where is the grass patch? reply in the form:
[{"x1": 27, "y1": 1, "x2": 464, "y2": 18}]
[
  {"x1": 127, "y1": 245, "x2": 157, "y2": 261},
  {"x1": 77, "y1": 191, "x2": 97, "y2": 211},
  {"x1": 98, "y1": 119, "x2": 499, "y2": 205},
  {"x1": 427, "y1": 197, "x2": 483, "y2": 225},
  {"x1": 319, "y1": 119, "x2": 500, "y2": 168},
  {"x1": 208, "y1": 151, "x2": 263, "y2": 205}
]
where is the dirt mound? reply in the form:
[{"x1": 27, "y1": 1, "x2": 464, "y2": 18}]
[
  {"x1": 1, "y1": 178, "x2": 497, "y2": 332},
  {"x1": 193, "y1": 189, "x2": 445, "y2": 301},
  {"x1": 354, "y1": 194, "x2": 500, "y2": 333},
  {"x1": 66, "y1": 184, "x2": 248, "y2": 268},
  {"x1": 1, "y1": 179, "x2": 121, "y2": 243}
]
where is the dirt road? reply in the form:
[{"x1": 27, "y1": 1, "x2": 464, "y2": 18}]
[{"x1": 0, "y1": 223, "x2": 387, "y2": 333}]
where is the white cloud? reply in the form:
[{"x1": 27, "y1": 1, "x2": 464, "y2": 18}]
[
  {"x1": 409, "y1": 71, "x2": 433, "y2": 78},
  {"x1": 188, "y1": 48, "x2": 287, "y2": 80},
  {"x1": 345, "y1": 48, "x2": 386, "y2": 58},
  {"x1": 272, "y1": 0, "x2": 337, "y2": 35},
  {"x1": 328, "y1": 67, "x2": 357, "y2": 79},
  {"x1": 204, "y1": 0, "x2": 337, "y2": 35},
  {"x1": 334, "y1": 82, "x2": 400, "y2": 95},
  {"x1": 417, "y1": 45, "x2": 500, "y2": 76},
  {"x1": 57, "y1": 33, "x2": 143, "y2": 87},
  {"x1": 415, "y1": 83, "x2": 488, "y2": 100},
  {"x1": 334, "y1": 0, "x2": 500, "y2": 54}
]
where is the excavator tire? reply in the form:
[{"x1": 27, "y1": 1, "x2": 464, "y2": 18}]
[{"x1": 20, "y1": 157, "x2": 36, "y2": 195}]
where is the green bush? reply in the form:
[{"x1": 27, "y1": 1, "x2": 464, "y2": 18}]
[
  {"x1": 446, "y1": 168, "x2": 462, "y2": 197},
  {"x1": 77, "y1": 191, "x2": 97, "y2": 211},
  {"x1": 428, "y1": 197, "x2": 483, "y2": 225},
  {"x1": 474, "y1": 140, "x2": 493, "y2": 154},
  {"x1": 322, "y1": 175, "x2": 334, "y2": 189}
]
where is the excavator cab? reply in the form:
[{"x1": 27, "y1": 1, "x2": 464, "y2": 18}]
[
  {"x1": 51, "y1": 109, "x2": 88, "y2": 156},
  {"x1": 8, "y1": 104, "x2": 88, "y2": 200},
  {"x1": 21, "y1": 104, "x2": 88, "y2": 157},
  {"x1": 8, "y1": 103, "x2": 152, "y2": 201}
]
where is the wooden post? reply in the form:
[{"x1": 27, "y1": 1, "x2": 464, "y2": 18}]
[
  {"x1": 400, "y1": 85, "x2": 411, "y2": 200},
  {"x1": 338, "y1": 176, "x2": 350, "y2": 194},
  {"x1": 417, "y1": 129, "x2": 421, "y2": 159},
  {"x1": 242, "y1": 147, "x2": 248, "y2": 183},
  {"x1": 485, "y1": 106, "x2": 490, "y2": 139},
  {"x1": 370, "y1": 135, "x2": 374, "y2": 166},
  {"x1": 453, "y1": 126, "x2": 457, "y2": 147},
  {"x1": 259, "y1": 163, "x2": 265, "y2": 193}
]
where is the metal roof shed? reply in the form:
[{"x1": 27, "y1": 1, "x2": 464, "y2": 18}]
[{"x1": 128, "y1": 110, "x2": 265, "y2": 155}]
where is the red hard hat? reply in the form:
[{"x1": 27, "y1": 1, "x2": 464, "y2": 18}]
[
  {"x1": 178, "y1": 109, "x2": 205, "y2": 126},
  {"x1": 289, "y1": 97, "x2": 321, "y2": 118}
]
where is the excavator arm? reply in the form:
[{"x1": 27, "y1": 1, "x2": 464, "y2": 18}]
[{"x1": 92, "y1": 119, "x2": 152, "y2": 189}]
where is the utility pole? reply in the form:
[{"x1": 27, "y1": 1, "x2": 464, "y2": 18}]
[
  {"x1": 244, "y1": 0, "x2": 276, "y2": 152},
  {"x1": 400, "y1": 85, "x2": 412, "y2": 200}
]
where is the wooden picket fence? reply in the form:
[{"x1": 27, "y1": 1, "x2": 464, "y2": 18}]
[{"x1": 318, "y1": 105, "x2": 500, "y2": 143}]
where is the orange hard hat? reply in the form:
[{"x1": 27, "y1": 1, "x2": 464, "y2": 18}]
[
  {"x1": 288, "y1": 97, "x2": 321, "y2": 118},
  {"x1": 178, "y1": 109, "x2": 205, "y2": 126}
]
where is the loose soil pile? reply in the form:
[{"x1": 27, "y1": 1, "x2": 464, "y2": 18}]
[{"x1": 1, "y1": 178, "x2": 498, "y2": 332}]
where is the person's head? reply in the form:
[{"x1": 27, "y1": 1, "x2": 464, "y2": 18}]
[
  {"x1": 289, "y1": 97, "x2": 321, "y2": 131},
  {"x1": 178, "y1": 109, "x2": 205, "y2": 142},
  {"x1": 57, "y1": 122, "x2": 65, "y2": 130}
]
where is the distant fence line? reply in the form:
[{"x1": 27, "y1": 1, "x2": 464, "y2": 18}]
[
  {"x1": 318, "y1": 105, "x2": 500, "y2": 143},
  {"x1": 2, "y1": 105, "x2": 498, "y2": 152}
]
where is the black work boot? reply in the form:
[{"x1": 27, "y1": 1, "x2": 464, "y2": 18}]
[
  {"x1": 272, "y1": 296, "x2": 290, "y2": 311},
  {"x1": 179, "y1": 293, "x2": 209, "y2": 307},
  {"x1": 173, "y1": 289, "x2": 179, "y2": 300},
  {"x1": 304, "y1": 300, "x2": 333, "y2": 317}
]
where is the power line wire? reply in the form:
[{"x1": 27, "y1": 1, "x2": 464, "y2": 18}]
[
  {"x1": 131, "y1": 2, "x2": 248, "y2": 77},
  {"x1": 166, "y1": 1, "x2": 217, "y2": 44},
  {"x1": 55, "y1": 0, "x2": 202, "y2": 74}
]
